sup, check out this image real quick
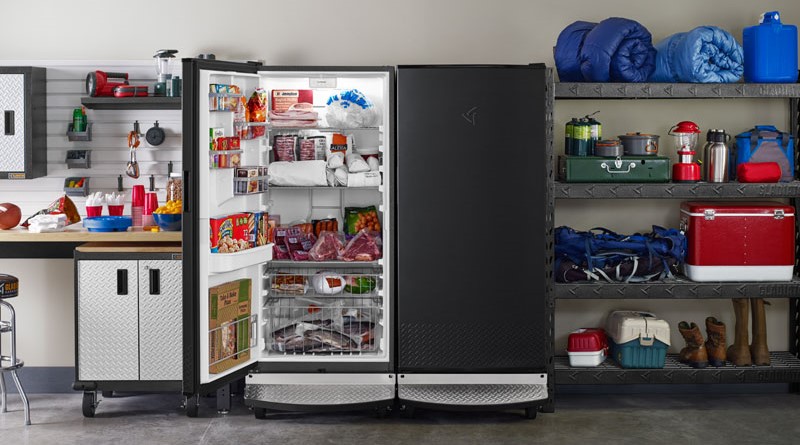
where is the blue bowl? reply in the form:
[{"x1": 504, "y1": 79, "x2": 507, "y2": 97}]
[
  {"x1": 83, "y1": 216, "x2": 132, "y2": 232},
  {"x1": 154, "y1": 213, "x2": 182, "y2": 231}
]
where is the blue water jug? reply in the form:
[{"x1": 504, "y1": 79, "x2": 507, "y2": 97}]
[{"x1": 743, "y1": 11, "x2": 798, "y2": 83}]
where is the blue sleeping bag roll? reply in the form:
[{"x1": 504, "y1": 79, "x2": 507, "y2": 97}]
[
  {"x1": 580, "y1": 17, "x2": 656, "y2": 82},
  {"x1": 555, "y1": 21, "x2": 597, "y2": 81},
  {"x1": 650, "y1": 26, "x2": 744, "y2": 83}
]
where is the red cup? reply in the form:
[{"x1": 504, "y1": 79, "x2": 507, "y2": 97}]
[
  {"x1": 86, "y1": 205, "x2": 102, "y2": 217},
  {"x1": 108, "y1": 205, "x2": 124, "y2": 216},
  {"x1": 144, "y1": 192, "x2": 158, "y2": 215},
  {"x1": 132, "y1": 185, "x2": 145, "y2": 207}
]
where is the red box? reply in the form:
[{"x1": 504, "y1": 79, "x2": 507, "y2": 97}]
[
  {"x1": 567, "y1": 328, "x2": 608, "y2": 367},
  {"x1": 680, "y1": 201, "x2": 795, "y2": 281},
  {"x1": 271, "y1": 89, "x2": 313, "y2": 113}
]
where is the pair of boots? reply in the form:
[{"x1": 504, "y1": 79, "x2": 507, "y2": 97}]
[
  {"x1": 678, "y1": 298, "x2": 770, "y2": 368},
  {"x1": 678, "y1": 317, "x2": 727, "y2": 368},
  {"x1": 727, "y1": 298, "x2": 770, "y2": 367}
]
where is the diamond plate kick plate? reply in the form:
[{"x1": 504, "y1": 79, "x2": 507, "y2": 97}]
[{"x1": 0, "y1": 74, "x2": 26, "y2": 172}]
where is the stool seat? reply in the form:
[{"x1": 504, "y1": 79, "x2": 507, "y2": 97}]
[
  {"x1": 0, "y1": 274, "x2": 18, "y2": 299},
  {"x1": 0, "y1": 356, "x2": 23, "y2": 371}
]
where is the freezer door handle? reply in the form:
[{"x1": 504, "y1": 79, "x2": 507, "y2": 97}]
[
  {"x1": 182, "y1": 170, "x2": 189, "y2": 213},
  {"x1": 3, "y1": 110, "x2": 14, "y2": 135},
  {"x1": 116, "y1": 269, "x2": 128, "y2": 295},
  {"x1": 149, "y1": 268, "x2": 161, "y2": 295}
]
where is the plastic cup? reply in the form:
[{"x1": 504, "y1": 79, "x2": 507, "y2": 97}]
[
  {"x1": 86, "y1": 205, "x2": 102, "y2": 218},
  {"x1": 132, "y1": 185, "x2": 145, "y2": 207},
  {"x1": 144, "y1": 192, "x2": 158, "y2": 215},
  {"x1": 108, "y1": 205, "x2": 124, "y2": 216}
]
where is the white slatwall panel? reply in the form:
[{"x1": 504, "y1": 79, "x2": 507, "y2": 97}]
[{"x1": 0, "y1": 60, "x2": 182, "y2": 218}]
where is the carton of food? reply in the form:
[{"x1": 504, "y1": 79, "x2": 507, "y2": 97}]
[{"x1": 209, "y1": 278, "x2": 252, "y2": 374}]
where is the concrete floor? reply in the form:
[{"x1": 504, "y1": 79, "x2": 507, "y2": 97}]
[{"x1": 0, "y1": 393, "x2": 799, "y2": 445}]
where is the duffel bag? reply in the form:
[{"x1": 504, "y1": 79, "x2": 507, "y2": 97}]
[{"x1": 733, "y1": 125, "x2": 794, "y2": 182}]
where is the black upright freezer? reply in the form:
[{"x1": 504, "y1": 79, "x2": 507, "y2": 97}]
[{"x1": 396, "y1": 65, "x2": 551, "y2": 417}]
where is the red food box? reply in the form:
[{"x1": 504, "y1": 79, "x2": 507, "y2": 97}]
[
  {"x1": 680, "y1": 201, "x2": 795, "y2": 281},
  {"x1": 210, "y1": 213, "x2": 250, "y2": 253}
]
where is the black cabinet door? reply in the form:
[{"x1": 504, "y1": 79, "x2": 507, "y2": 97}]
[{"x1": 396, "y1": 65, "x2": 548, "y2": 373}]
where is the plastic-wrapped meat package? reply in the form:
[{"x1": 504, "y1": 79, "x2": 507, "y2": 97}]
[
  {"x1": 341, "y1": 320, "x2": 376, "y2": 350},
  {"x1": 339, "y1": 229, "x2": 382, "y2": 261},
  {"x1": 309, "y1": 231, "x2": 345, "y2": 261},
  {"x1": 272, "y1": 226, "x2": 291, "y2": 259},
  {"x1": 285, "y1": 227, "x2": 316, "y2": 261}
]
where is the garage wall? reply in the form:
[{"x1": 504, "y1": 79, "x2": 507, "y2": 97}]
[{"x1": 2, "y1": 0, "x2": 800, "y2": 369}]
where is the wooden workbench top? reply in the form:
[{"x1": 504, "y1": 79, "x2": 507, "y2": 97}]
[
  {"x1": 0, "y1": 223, "x2": 182, "y2": 243},
  {"x1": 76, "y1": 242, "x2": 182, "y2": 253}
]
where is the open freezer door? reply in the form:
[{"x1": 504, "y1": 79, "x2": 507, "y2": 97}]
[{"x1": 182, "y1": 59, "x2": 266, "y2": 416}]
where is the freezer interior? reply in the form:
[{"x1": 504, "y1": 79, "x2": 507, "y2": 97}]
[{"x1": 198, "y1": 68, "x2": 392, "y2": 384}]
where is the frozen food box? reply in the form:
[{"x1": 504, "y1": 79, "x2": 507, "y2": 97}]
[
  {"x1": 209, "y1": 279, "x2": 252, "y2": 374},
  {"x1": 271, "y1": 89, "x2": 313, "y2": 113},
  {"x1": 210, "y1": 213, "x2": 250, "y2": 253},
  {"x1": 210, "y1": 127, "x2": 224, "y2": 150}
]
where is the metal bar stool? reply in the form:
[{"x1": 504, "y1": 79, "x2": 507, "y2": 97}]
[{"x1": 0, "y1": 274, "x2": 31, "y2": 425}]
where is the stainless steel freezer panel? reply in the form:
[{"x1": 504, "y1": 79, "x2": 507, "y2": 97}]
[
  {"x1": 245, "y1": 373, "x2": 395, "y2": 406},
  {"x1": 138, "y1": 260, "x2": 182, "y2": 381},
  {"x1": 0, "y1": 74, "x2": 26, "y2": 172},
  {"x1": 397, "y1": 374, "x2": 548, "y2": 406},
  {"x1": 77, "y1": 260, "x2": 139, "y2": 381}
]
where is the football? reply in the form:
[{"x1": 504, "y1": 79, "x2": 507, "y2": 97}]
[{"x1": 0, "y1": 203, "x2": 22, "y2": 230}]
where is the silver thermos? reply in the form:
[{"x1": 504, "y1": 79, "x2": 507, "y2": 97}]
[{"x1": 704, "y1": 129, "x2": 730, "y2": 182}]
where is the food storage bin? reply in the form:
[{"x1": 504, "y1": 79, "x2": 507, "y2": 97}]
[
  {"x1": 606, "y1": 311, "x2": 670, "y2": 369},
  {"x1": 567, "y1": 328, "x2": 608, "y2": 367},
  {"x1": 680, "y1": 201, "x2": 795, "y2": 282}
]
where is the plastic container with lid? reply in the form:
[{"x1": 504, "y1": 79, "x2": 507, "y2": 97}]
[
  {"x1": 744, "y1": 11, "x2": 798, "y2": 83},
  {"x1": 166, "y1": 173, "x2": 183, "y2": 202},
  {"x1": 567, "y1": 328, "x2": 609, "y2": 367}
]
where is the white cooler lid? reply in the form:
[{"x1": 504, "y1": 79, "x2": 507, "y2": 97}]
[{"x1": 606, "y1": 310, "x2": 671, "y2": 346}]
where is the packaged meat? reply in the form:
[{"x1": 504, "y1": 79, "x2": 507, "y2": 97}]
[
  {"x1": 268, "y1": 103, "x2": 319, "y2": 128},
  {"x1": 344, "y1": 206, "x2": 381, "y2": 237},
  {"x1": 268, "y1": 160, "x2": 328, "y2": 187},
  {"x1": 309, "y1": 231, "x2": 345, "y2": 261},
  {"x1": 271, "y1": 89, "x2": 313, "y2": 113},
  {"x1": 310, "y1": 271, "x2": 345, "y2": 295},
  {"x1": 274, "y1": 134, "x2": 298, "y2": 162},
  {"x1": 273, "y1": 226, "x2": 291, "y2": 259},
  {"x1": 345, "y1": 153, "x2": 370, "y2": 173},
  {"x1": 312, "y1": 218, "x2": 338, "y2": 236},
  {"x1": 292, "y1": 222, "x2": 314, "y2": 235},
  {"x1": 339, "y1": 229, "x2": 382, "y2": 261},
  {"x1": 210, "y1": 213, "x2": 250, "y2": 253},
  {"x1": 285, "y1": 226, "x2": 316, "y2": 261},
  {"x1": 298, "y1": 137, "x2": 317, "y2": 161},
  {"x1": 271, "y1": 273, "x2": 306, "y2": 295}
]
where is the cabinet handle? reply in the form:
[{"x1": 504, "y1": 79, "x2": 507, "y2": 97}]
[
  {"x1": 149, "y1": 268, "x2": 161, "y2": 295},
  {"x1": 4, "y1": 110, "x2": 14, "y2": 135},
  {"x1": 183, "y1": 170, "x2": 189, "y2": 213},
  {"x1": 117, "y1": 269, "x2": 128, "y2": 295}
]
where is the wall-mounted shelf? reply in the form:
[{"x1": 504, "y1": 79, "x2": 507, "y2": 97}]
[
  {"x1": 555, "y1": 82, "x2": 800, "y2": 99},
  {"x1": 66, "y1": 150, "x2": 91, "y2": 169},
  {"x1": 80, "y1": 96, "x2": 181, "y2": 110},
  {"x1": 554, "y1": 277, "x2": 800, "y2": 299},
  {"x1": 554, "y1": 353, "x2": 800, "y2": 384},
  {"x1": 555, "y1": 181, "x2": 800, "y2": 199},
  {"x1": 66, "y1": 123, "x2": 92, "y2": 142}
]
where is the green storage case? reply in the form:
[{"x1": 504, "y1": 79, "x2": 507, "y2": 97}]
[{"x1": 559, "y1": 156, "x2": 671, "y2": 183}]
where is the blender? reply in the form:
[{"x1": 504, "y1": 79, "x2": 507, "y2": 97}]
[
  {"x1": 669, "y1": 121, "x2": 701, "y2": 183},
  {"x1": 153, "y1": 49, "x2": 178, "y2": 96}
]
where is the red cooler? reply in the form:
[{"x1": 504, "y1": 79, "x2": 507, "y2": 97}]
[{"x1": 680, "y1": 201, "x2": 795, "y2": 281}]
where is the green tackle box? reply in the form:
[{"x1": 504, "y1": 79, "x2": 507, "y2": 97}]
[{"x1": 558, "y1": 156, "x2": 671, "y2": 183}]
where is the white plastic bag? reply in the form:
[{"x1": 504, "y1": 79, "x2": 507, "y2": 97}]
[{"x1": 268, "y1": 160, "x2": 328, "y2": 186}]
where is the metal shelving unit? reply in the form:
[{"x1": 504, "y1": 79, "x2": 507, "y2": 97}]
[
  {"x1": 80, "y1": 96, "x2": 182, "y2": 110},
  {"x1": 550, "y1": 78, "x2": 800, "y2": 389}
]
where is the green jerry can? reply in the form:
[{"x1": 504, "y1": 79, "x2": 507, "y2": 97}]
[{"x1": 558, "y1": 156, "x2": 671, "y2": 183}]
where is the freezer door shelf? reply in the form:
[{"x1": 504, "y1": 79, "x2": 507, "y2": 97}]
[
  {"x1": 209, "y1": 243, "x2": 274, "y2": 274},
  {"x1": 244, "y1": 373, "x2": 395, "y2": 407}
]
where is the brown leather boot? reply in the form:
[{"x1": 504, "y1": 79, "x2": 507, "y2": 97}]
[
  {"x1": 727, "y1": 298, "x2": 752, "y2": 367},
  {"x1": 678, "y1": 321, "x2": 708, "y2": 368},
  {"x1": 750, "y1": 298, "x2": 770, "y2": 366},
  {"x1": 704, "y1": 317, "x2": 727, "y2": 367}
]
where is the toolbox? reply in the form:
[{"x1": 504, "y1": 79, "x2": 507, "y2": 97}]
[
  {"x1": 558, "y1": 155, "x2": 671, "y2": 183},
  {"x1": 680, "y1": 201, "x2": 795, "y2": 282},
  {"x1": 606, "y1": 311, "x2": 670, "y2": 369}
]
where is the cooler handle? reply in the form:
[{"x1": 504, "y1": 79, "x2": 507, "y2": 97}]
[{"x1": 638, "y1": 335, "x2": 655, "y2": 346}]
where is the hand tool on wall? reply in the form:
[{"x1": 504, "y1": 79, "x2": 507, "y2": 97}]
[{"x1": 126, "y1": 123, "x2": 140, "y2": 179}]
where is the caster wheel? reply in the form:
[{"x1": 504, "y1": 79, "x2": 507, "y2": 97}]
[
  {"x1": 254, "y1": 407, "x2": 267, "y2": 419},
  {"x1": 102, "y1": 391, "x2": 113, "y2": 398},
  {"x1": 82, "y1": 392, "x2": 97, "y2": 418},
  {"x1": 186, "y1": 394, "x2": 199, "y2": 418},
  {"x1": 524, "y1": 407, "x2": 537, "y2": 420},
  {"x1": 375, "y1": 406, "x2": 390, "y2": 419}
]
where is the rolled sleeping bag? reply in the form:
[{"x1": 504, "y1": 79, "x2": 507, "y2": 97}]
[
  {"x1": 650, "y1": 26, "x2": 743, "y2": 83},
  {"x1": 555, "y1": 21, "x2": 597, "y2": 81},
  {"x1": 580, "y1": 17, "x2": 657, "y2": 82}
]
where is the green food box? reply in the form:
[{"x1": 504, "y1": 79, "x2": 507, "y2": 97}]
[
  {"x1": 558, "y1": 156, "x2": 671, "y2": 183},
  {"x1": 209, "y1": 278, "x2": 251, "y2": 374}
]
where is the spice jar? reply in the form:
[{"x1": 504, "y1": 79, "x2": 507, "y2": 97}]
[{"x1": 166, "y1": 173, "x2": 183, "y2": 202}]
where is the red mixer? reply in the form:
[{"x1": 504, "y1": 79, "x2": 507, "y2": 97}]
[{"x1": 670, "y1": 121, "x2": 702, "y2": 182}]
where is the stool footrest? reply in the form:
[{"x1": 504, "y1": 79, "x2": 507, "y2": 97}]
[{"x1": 0, "y1": 356, "x2": 23, "y2": 371}]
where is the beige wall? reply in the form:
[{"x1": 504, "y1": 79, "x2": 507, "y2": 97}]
[{"x1": 3, "y1": 0, "x2": 800, "y2": 365}]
